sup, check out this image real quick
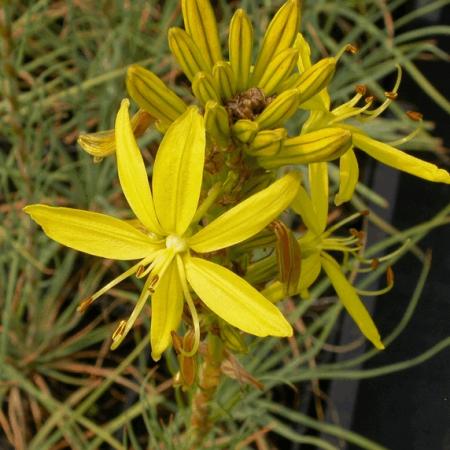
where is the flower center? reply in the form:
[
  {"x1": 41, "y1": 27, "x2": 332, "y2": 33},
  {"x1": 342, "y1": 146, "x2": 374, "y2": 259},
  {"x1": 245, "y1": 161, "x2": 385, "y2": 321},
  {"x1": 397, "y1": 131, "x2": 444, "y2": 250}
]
[{"x1": 165, "y1": 234, "x2": 188, "y2": 254}]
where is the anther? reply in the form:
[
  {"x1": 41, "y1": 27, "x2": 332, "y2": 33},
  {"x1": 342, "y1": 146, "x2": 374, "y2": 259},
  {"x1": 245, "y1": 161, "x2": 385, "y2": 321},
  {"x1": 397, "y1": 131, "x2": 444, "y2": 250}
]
[
  {"x1": 386, "y1": 266, "x2": 394, "y2": 285},
  {"x1": 365, "y1": 96, "x2": 375, "y2": 104},
  {"x1": 356, "y1": 85, "x2": 367, "y2": 96},
  {"x1": 371, "y1": 258, "x2": 380, "y2": 270},
  {"x1": 346, "y1": 44, "x2": 358, "y2": 54},
  {"x1": 112, "y1": 320, "x2": 127, "y2": 341},
  {"x1": 406, "y1": 111, "x2": 423, "y2": 122},
  {"x1": 385, "y1": 91, "x2": 398, "y2": 100},
  {"x1": 136, "y1": 265, "x2": 146, "y2": 278},
  {"x1": 77, "y1": 297, "x2": 94, "y2": 313}
]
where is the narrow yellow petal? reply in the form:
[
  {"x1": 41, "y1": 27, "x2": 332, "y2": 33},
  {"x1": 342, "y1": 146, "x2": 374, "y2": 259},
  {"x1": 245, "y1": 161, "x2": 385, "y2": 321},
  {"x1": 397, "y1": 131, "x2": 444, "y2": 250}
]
[
  {"x1": 321, "y1": 253, "x2": 384, "y2": 349},
  {"x1": 152, "y1": 107, "x2": 206, "y2": 235},
  {"x1": 78, "y1": 110, "x2": 153, "y2": 159},
  {"x1": 309, "y1": 162, "x2": 329, "y2": 233},
  {"x1": 150, "y1": 261, "x2": 184, "y2": 361},
  {"x1": 24, "y1": 205, "x2": 160, "y2": 260},
  {"x1": 181, "y1": 0, "x2": 222, "y2": 67},
  {"x1": 185, "y1": 257, "x2": 292, "y2": 337},
  {"x1": 294, "y1": 33, "x2": 312, "y2": 72},
  {"x1": 188, "y1": 173, "x2": 300, "y2": 253},
  {"x1": 115, "y1": 99, "x2": 163, "y2": 234},
  {"x1": 335, "y1": 148, "x2": 359, "y2": 205},
  {"x1": 251, "y1": 0, "x2": 301, "y2": 85},
  {"x1": 291, "y1": 185, "x2": 323, "y2": 235},
  {"x1": 298, "y1": 251, "x2": 321, "y2": 294},
  {"x1": 354, "y1": 133, "x2": 450, "y2": 183},
  {"x1": 229, "y1": 8, "x2": 253, "y2": 92}
]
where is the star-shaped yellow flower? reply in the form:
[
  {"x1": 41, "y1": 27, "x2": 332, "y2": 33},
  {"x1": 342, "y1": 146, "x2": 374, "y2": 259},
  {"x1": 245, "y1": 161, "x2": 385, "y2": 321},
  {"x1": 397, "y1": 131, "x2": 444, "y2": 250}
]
[
  {"x1": 291, "y1": 34, "x2": 450, "y2": 205},
  {"x1": 25, "y1": 100, "x2": 299, "y2": 360},
  {"x1": 263, "y1": 162, "x2": 384, "y2": 350}
]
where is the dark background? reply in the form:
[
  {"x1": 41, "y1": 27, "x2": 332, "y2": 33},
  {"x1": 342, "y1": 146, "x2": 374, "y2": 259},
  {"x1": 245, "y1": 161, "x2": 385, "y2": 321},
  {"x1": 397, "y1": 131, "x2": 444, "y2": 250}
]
[{"x1": 349, "y1": 4, "x2": 450, "y2": 450}]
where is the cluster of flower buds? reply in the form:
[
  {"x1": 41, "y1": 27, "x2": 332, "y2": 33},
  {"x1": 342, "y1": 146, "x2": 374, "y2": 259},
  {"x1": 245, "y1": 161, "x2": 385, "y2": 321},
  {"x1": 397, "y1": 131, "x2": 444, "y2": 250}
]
[{"x1": 28, "y1": 0, "x2": 450, "y2": 366}]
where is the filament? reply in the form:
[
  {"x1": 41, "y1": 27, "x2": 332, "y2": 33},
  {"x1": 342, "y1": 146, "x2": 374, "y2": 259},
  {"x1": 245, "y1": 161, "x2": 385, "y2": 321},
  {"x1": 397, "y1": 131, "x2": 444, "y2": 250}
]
[{"x1": 176, "y1": 255, "x2": 200, "y2": 358}]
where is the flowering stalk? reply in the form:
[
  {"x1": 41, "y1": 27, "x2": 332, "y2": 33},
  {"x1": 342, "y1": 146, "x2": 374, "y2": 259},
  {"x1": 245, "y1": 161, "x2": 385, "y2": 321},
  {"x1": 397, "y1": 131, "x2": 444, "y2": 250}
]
[{"x1": 189, "y1": 333, "x2": 225, "y2": 447}]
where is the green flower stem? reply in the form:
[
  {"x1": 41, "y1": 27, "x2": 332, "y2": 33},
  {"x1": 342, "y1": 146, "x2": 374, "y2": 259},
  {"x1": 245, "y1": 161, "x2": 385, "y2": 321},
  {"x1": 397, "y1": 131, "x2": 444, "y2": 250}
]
[{"x1": 189, "y1": 331, "x2": 225, "y2": 448}]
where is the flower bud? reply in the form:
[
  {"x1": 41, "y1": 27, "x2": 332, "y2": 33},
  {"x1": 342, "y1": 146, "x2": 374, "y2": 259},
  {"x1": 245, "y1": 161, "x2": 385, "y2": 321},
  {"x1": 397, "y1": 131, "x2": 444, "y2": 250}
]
[
  {"x1": 231, "y1": 119, "x2": 259, "y2": 144},
  {"x1": 255, "y1": 88, "x2": 300, "y2": 129},
  {"x1": 126, "y1": 65, "x2": 187, "y2": 130},
  {"x1": 246, "y1": 128, "x2": 287, "y2": 156},
  {"x1": 258, "y1": 127, "x2": 352, "y2": 169}
]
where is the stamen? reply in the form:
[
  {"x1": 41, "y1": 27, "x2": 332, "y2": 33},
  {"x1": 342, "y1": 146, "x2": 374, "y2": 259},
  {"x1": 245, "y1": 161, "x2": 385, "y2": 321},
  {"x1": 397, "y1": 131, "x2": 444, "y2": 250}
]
[
  {"x1": 356, "y1": 85, "x2": 367, "y2": 96},
  {"x1": 385, "y1": 91, "x2": 398, "y2": 100},
  {"x1": 355, "y1": 267, "x2": 394, "y2": 296},
  {"x1": 77, "y1": 258, "x2": 152, "y2": 312},
  {"x1": 361, "y1": 65, "x2": 402, "y2": 121},
  {"x1": 329, "y1": 97, "x2": 374, "y2": 124},
  {"x1": 360, "y1": 239, "x2": 412, "y2": 265},
  {"x1": 77, "y1": 296, "x2": 94, "y2": 313},
  {"x1": 176, "y1": 255, "x2": 200, "y2": 358},
  {"x1": 322, "y1": 211, "x2": 365, "y2": 238},
  {"x1": 110, "y1": 273, "x2": 155, "y2": 350},
  {"x1": 111, "y1": 320, "x2": 127, "y2": 341},
  {"x1": 336, "y1": 43, "x2": 358, "y2": 61},
  {"x1": 406, "y1": 111, "x2": 423, "y2": 121}
]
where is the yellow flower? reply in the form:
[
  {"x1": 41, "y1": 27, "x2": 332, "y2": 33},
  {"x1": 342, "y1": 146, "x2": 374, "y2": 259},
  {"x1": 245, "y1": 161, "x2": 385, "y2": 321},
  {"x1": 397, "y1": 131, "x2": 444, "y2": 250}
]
[
  {"x1": 294, "y1": 35, "x2": 450, "y2": 205},
  {"x1": 264, "y1": 163, "x2": 384, "y2": 350},
  {"x1": 25, "y1": 100, "x2": 299, "y2": 360}
]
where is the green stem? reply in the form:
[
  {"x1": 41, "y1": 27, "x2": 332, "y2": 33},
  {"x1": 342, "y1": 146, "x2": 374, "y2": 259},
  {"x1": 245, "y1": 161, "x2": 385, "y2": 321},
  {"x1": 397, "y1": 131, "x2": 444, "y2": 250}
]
[{"x1": 189, "y1": 332, "x2": 225, "y2": 448}]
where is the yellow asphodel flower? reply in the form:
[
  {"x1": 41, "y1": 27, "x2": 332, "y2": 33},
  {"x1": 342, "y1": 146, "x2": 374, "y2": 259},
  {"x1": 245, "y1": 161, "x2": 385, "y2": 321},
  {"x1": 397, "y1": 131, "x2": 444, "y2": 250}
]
[
  {"x1": 295, "y1": 34, "x2": 450, "y2": 205},
  {"x1": 25, "y1": 100, "x2": 299, "y2": 360},
  {"x1": 263, "y1": 162, "x2": 385, "y2": 350}
]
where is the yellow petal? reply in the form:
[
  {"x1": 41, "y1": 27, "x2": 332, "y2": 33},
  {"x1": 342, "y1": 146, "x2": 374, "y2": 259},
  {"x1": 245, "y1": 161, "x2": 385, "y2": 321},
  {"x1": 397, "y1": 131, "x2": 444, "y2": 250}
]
[
  {"x1": 309, "y1": 162, "x2": 329, "y2": 233},
  {"x1": 189, "y1": 173, "x2": 300, "y2": 253},
  {"x1": 185, "y1": 257, "x2": 292, "y2": 337},
  {"x1": 251, "y1": 0, "x2": 301, "y2": 85},
  {"x1": 353, "y1": 133, "x2": 450, "y2": 183},
  {"x1": 298, "y1": 251, "x2": 321, "y2": 294},
  {"x1": 294, "y1": 33, "x2": 312, "y2": 72},
  {"x1": 115, "y1": 99, "x2": 163, "y2": 234},
  {"x1": 152, "y1": 107, "x2": 206, "y2": 235},
  {"x1": 335, "y1": 147, "x2": 359, "y2": 205},
  {"x1": 181, "y1": 0, "x2": 222, "y2": 67},
  {"x1": 78, "y1": 110, "x2": 153, "y2": 159},
  {"x1": 150, "y1": 261, "x2": 184, "y2": 361},
  {"x1": 24, "y1": 205, "x2": 160, "y2": 260},
  {"x1": 321, "y1": 253, "x2": 384, "y2": 349},
  {"x1": 291, "y1": 184, "x2": 323, "y2": 235}
]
